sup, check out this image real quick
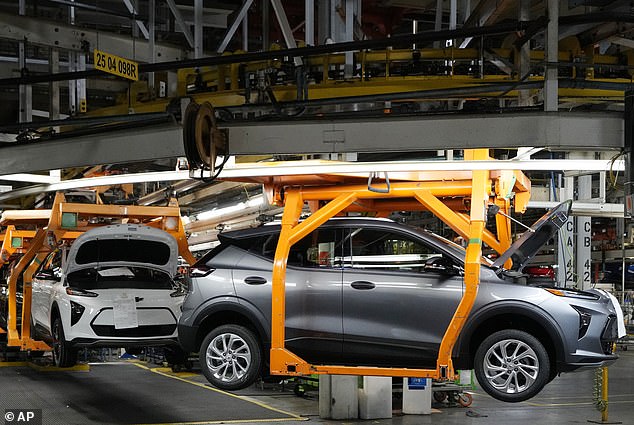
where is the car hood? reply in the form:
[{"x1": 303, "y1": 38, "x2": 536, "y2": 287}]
[
  {"x1": 66, "y1": 224, "x2": 178, "y2": 277},
  {"x1": 492, "y1": 200, "x2": 572, "y2": 272}
]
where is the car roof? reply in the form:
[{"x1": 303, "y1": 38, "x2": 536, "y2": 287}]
[{"x1": 218, "y1": 217, "x2": 404, "y2": 242}]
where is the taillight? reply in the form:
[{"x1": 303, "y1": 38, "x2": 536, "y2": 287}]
[{"x1": 190, "y1": 265, "x2": 215, "y2": 278}]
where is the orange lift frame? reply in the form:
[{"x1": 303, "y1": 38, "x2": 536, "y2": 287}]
[
  {"x1": 248, "y1": 149, "x2": 532, "y2": 381},
  {"x1": 2, "y1": 192, "x2": 195, "y2": 352}
]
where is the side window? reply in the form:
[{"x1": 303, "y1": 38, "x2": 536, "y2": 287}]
[
  {"x1": 345, "y1": 227, "x2": 443, "y2": 273},
  {"x1": 50, "y1": 250, "x2": 63, "y2": 280},
  {"x1": 289, "y1": 228, "x2": 339, "y2": 268},
  {"x1": 34, "y1": 250, "x2": 62, "y2": 281},
  {"x1": 246, "y1": 228, "x2": 340, "y2": 268}
]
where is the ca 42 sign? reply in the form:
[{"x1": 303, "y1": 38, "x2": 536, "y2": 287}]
[{"x1": 93, "y1": 49, "x2": 138, "y2": 81}]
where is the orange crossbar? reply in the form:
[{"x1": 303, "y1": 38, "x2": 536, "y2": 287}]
[{"x1": 267, "y1": 149, "x2": 530, "y2": 381}]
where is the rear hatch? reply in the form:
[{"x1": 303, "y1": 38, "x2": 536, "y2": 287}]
[{"x1": 492, "y1": 200, "x2": 572, "y2": 273}]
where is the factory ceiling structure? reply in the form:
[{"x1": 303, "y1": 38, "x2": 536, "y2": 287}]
[{"x1": 0, "y1": 0, "x2": 631, "y2": 226}]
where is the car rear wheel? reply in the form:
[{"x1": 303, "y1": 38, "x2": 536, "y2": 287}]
[
  {"x1": 474, "y1": 329, "x2": 550, "y2": 403},
  {"x1": 51, "y1": 317, "x2": 77, "y2": 368},
  {"x1": 199, "y1": 324, "x2": 261, "y2": 391}
]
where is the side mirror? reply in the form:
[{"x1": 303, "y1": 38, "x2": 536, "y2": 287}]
[{"x1": 424, "y1": 256, "x2": 458, "y2": 276}]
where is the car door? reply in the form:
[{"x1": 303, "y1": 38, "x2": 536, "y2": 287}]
[
  {"x1": 341, "y1": 226, "x2": 464, "y2": 368},
  {"x1": 231, "y1": 227, "x2": 345, "y2": 364}
]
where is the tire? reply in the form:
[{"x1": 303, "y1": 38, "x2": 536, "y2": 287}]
[
  {"x1": 199, "y1": 324, "x2": 261, "y2": 391},
  {"x1": 51, "y1": 317, "x2": 77, "y2": 368},
  {"x1": 474, "y1": 329, "x2": 550, "y2": 403}
]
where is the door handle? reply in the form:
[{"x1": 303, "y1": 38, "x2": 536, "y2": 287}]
[
  {"x1": 351, "y1": 281, "x2": 376, "y2": 290},
  {"x1": 244, "y1": 276, "x2": 267, "y2": 285}
]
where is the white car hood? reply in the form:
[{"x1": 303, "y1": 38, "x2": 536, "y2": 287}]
[{"x1": 65, "y1": 224, "x2": 178, "y2": 277}]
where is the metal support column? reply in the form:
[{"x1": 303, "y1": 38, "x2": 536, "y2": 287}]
[
  {"x1": 576, "y1": 175, "x2": 592, "y2": 290},
  {"x1": 262, "y1": 0, "x2": 270, "y2": 49},
  {"x1": 148, "y1": 0, "x2": 156, "y2": 94},
  {"x1": 518, "y1": 0, "x2": 532, "y2": 106},
  {"x1": 49, "y1": 48, "x2": 60, "y2": 126},
  {"x1": 68, "y1": 51, "x2": 76, "y2": 115},
  {"x1": 344, "y1": 0, "x2": 354, "y2": 78},
  {"x1": 242, "y1": 9, "x2": 249, "y2": 51},
  {"x1": 305, "y1": 0, "x2": 314, "y2": 46},
  {"x1": 77, "y1": 54, "x2": 86, "y2": 113},
  {"x1": 18, "y1": 0, "x2": 31, "y2": 123},
  {"x1": 194, "y1": 0, "x2": 203, "y2": 58},
  {"x1": 558, "y1": 175, "x2": 575, "y2": 287},
  {"x1": 544, "y1": 0, "x2": 559, "y2": 111},
  {"x1": 434, "y1": 0, "x2": 443, "y2": 48}
]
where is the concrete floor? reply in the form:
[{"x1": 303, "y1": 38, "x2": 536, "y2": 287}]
[
  {"x1": 1, "y1": 348, "x2": 632, "y2": 424},
  {"x1": 234, "y1": 348, "x2": 634, "y2": 425}
]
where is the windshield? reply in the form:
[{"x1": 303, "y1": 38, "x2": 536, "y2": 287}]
[{"x1": 67, "y1": 266, "x2": 175, "y2": 290}]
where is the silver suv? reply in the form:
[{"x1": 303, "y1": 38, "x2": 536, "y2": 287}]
[{"x1": 178, "y1": 201, "x2": 621, "y2": 402}]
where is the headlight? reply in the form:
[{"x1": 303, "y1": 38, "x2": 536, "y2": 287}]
[
  {"x1": 543, "y1": 287, "x2": 600, "y2": 300},
  {"x1": 66, "y1": 287, "x2": 98, "y2": 297}
]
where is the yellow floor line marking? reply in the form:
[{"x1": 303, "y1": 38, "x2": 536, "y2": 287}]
[
  {"x1": 27, "y1": 363, "x2": 90, "y2": 372},
  {"x1": 525, "y1": 399, "x2": 634, "y2": 408},
  {"x1": 128, "y1": 363, "x2": 305, "y2": 421},
  {"x1": 135, "y1": 418, "x2": 306, "y2": 425},
  {"x1": 0, "y1": 361, "x2": 29, "y2": 367}
]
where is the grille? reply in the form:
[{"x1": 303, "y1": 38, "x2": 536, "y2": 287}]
[
  {"x1": 600, "y1": 315, "x2": 618, "y2": 354},
  {"x1": 91, "y1": 324, "x2": 176, "y2": 337}
]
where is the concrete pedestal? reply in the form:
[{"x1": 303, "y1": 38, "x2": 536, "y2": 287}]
[
  {"x1": 402, "y1": 377, "x2": 432, "y2": 415},
  {"x1": 359, "y1": 376, "x2": 392, "y2": 419},
  {"x1": 318, "y1": 375, "x2": 358, "y2": 419}
]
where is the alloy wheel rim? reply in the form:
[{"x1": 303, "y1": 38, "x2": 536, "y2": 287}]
[
  {"x1": 483, "y1": 338, "x2": 539, "y2": 394},
  {"x1": 206, "y1": 332, "x2": 251, "y2": 383}
]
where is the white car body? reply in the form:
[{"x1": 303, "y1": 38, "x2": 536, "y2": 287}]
[{"x1": 31, "y1": 224, "x2": 183, "y2": 366}]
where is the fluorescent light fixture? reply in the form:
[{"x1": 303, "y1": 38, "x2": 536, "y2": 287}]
[
  {"x1": 0, "y1": 171, "x2": 191, "y2": 202},
  {"x1": 0, "y1": 158, "x2": 626, "y2": 203},
  {"x1": 196, "y1": 195, "x2": 264, "y2": 221},
  {"x1": 0, "y1": 173, "x2": 60, "y2": 183},
  {"x1": 216, "y1": 159, "x2": 626, "y2": 179}
]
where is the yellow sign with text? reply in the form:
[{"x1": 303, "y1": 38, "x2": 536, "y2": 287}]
[{"x1": 94, "y1": 49, "x2": 138, "y2": 81}]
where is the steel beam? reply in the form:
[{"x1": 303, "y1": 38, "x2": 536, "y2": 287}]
[
  {"x1": 0, "y1": 112, "x2": 624, "y2": 175},
  {"x1": 224, "y1": 112, "x2": 623, "y2": 155},
  {"x1": 0, "y1": 12, "x2": 185, "y2": 62},
  {"x1": 0, "y1": 123, "x2": 184, "y2": 175}
]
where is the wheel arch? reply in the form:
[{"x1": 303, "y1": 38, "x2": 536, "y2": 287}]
[
  {"x1": 194, "y1": 301, "x2": 269, "y2": 357},
  {"x1": 455, "y1": 301, "x2": 565, "y2": 377}
]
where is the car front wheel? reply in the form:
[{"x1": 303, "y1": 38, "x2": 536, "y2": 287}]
[
  {"x1": 51, "y1": 317, "x2": 77, "y2": 368},
  {"x1": 199, "y1": 324, "x2": 262, "y2": 390},
  {"x1": 474, "y1": 329, "x2": 550, "y2": 403}
]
